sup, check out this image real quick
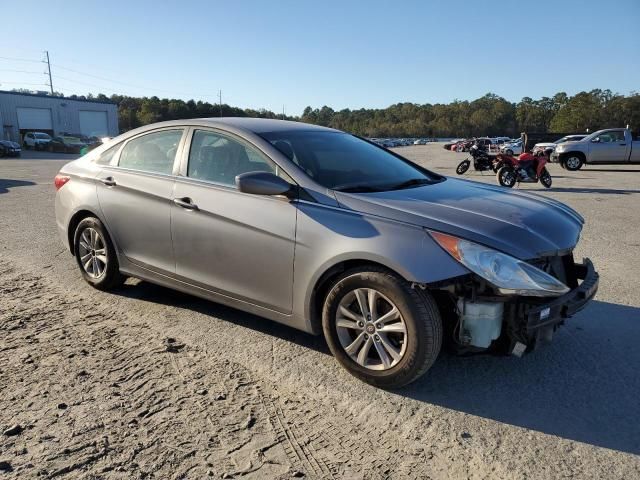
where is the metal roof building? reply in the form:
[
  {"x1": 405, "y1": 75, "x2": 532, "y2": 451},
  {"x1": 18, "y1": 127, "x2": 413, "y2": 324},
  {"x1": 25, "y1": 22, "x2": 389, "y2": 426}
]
[{"x1": 0, "y1": 90, "x2": 119, "y2": 143}]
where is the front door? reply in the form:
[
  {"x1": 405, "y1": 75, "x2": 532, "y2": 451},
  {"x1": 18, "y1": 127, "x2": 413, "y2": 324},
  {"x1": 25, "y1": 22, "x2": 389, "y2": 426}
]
[
  {"x1": 97, "y1": 128, "x2": 185, "y2": 274},
  {"x1": 588, "y1": 130, "x2": 629, "y2": 163},
  {"x1": 171, "y1": 129, "x2": 297, "y2": 313}
]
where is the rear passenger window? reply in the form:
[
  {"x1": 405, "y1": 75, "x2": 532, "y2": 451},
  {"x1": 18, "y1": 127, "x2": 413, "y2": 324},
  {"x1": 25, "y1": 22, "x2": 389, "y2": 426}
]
[
  {"x1": 95, "y1": 142, "x2": 122, "y2": 165},
  {"x1": 118, "y1": 129, "x2": 183, "y2": 174},
  {"x1": 187, "y1": 130, "x2": 277, "y2": 186}
]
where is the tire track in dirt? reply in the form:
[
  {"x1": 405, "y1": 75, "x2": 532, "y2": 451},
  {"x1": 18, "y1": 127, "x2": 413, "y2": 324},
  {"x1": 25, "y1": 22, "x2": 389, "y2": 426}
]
[{"x1": 0, "y1": 260, "x2": 437, "y2": 479}]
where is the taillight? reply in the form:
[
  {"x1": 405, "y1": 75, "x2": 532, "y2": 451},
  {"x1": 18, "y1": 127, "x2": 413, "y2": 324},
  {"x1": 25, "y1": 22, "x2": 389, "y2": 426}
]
[{"x1": 54, "y1": 174, "x2": 70, "y2": 191}]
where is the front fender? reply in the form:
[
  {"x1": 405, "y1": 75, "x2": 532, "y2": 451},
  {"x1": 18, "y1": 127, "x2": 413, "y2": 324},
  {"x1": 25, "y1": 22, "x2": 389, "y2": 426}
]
[{"x1": 292, "y1": 201, "x2": 468, "y2": 332}]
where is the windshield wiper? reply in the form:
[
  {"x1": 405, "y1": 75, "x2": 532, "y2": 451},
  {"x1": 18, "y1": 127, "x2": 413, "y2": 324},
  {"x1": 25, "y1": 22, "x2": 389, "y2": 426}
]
[
  {"x1": 386, "y1": 178, "x2": 434, "y2": 190},
  {"x1": 333, "y1": 184, "x2": 384, "y2": 193}
]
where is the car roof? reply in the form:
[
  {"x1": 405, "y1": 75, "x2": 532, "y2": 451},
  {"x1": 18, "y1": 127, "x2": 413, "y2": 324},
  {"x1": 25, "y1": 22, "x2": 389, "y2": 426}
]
[{"x1": 130, "y1": 117, "x2": 339, "y2": 135}]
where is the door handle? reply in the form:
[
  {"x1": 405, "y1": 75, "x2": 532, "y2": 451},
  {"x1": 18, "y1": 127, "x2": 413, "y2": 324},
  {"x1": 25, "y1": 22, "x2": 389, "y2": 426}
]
[
  {"x1": 173, "y1": 197, "x2": 198, "y2": 210},
  {"x1": 99, "y1": 176, "x2": 116, "y2": 187}
]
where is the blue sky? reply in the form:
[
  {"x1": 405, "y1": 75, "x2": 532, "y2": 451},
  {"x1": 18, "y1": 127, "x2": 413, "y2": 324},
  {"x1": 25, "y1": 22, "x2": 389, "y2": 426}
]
[{"x1": 1, "y1": 0, "x2": 638, "y2": 114}]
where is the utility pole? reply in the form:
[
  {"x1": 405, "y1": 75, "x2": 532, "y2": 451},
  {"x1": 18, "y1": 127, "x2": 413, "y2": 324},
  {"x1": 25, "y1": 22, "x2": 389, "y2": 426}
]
[
  {"x1": 218, "y1": 90, "x2": 223, "y2": 117},
  {"x1": 44, "y1": 50, "x2": 53, "y2": 95},
  {"x1": 282, "y1": 105, "x2": 285, "y2": 120}
]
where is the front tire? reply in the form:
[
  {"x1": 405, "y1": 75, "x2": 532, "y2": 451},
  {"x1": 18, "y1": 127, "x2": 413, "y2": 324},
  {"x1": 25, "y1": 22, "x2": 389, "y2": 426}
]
[
  {"x1": 563, "y1": 154, "x2": 584, "y2": 171},
  {"x1": 73, "y1": 217, "x2": 125, "y2": 291},
  {"x1": 456, "y1": 159, "x2": 471, "y2": 175},
  {"x1": 497, "y1": 166, "x2": 516, "y2": 188},
  {"x1": 322, "y1": 267, "x2": 442, "y2": 389}
]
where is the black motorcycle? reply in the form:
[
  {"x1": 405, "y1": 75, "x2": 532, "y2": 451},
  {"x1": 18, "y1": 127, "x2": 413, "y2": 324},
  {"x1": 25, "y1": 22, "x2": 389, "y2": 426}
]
[{"x1": 456, "y1": 144, "x2": 500, "y2": 175}]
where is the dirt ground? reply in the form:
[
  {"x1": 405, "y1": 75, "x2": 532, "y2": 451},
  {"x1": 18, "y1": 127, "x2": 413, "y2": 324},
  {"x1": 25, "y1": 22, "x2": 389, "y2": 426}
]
[{"x1": 0, "y1": 146, "x2": 639, "y2": 479}]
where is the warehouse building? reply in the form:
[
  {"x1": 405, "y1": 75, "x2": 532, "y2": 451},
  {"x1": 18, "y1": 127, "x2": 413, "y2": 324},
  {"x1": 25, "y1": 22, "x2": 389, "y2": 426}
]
[{"x1": 0, "y1": 90, "x2": 119, "y2": 143}]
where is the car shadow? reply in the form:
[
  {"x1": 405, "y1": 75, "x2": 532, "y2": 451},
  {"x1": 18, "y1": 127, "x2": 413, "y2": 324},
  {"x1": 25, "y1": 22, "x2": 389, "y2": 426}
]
[
  {"x1": 0, "y1": 179, "x2": 36, "y2": 194},
  {"x1": 583, "y1": 168, "x2": 640, "y2": 173},
  {"x1": 546, "y1": 187, "x2": 640, "y2": 194},
  {"x1": 112, "y1": 281, "x2": 639, "y2": 454},
  {"x1": 399, "y1": 300, "x2": 640, "y2": 455},
  {"x1": 115, "y1": 280, "x2": 331, "y2": 356}
]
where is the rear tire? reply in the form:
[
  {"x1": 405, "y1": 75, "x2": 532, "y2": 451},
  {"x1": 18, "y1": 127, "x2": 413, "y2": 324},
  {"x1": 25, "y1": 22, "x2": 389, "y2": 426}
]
[
  {"x1": 73, "y1": 217, "x2": 126, "y2": 291},
  {"x1": 322, "y1": 267, "x2": 442, "y2": 389},
  {"x1": 456, "y1": 159, "x2": 471, "y2": 175},
  {"x1": 497, "y1": 166, "x2": 516, "y2": 188}
]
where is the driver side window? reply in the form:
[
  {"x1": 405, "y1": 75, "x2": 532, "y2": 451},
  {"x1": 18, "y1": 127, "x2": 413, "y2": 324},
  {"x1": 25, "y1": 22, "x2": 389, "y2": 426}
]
[{"x1": 187, "y1": 130, "x2": 277, "y2": 187}]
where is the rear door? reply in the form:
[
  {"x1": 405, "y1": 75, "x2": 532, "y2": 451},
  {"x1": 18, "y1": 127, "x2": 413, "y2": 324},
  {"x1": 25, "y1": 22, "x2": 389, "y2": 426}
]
[
  {"x1": 171, "y1": 128, "x2": 297, "y2": 313},
  {"x1": 588, "y1": 130, "x2": 629, "y2": 163},
  {"x1": 96, "y1": 128, "x2": 185, "y2": 275}
]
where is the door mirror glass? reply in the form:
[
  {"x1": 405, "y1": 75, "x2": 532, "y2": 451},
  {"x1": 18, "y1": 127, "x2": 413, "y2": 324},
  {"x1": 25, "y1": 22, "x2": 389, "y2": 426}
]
[{"x1": 236, "y1": 171, "x2": 292, "y2": 196}]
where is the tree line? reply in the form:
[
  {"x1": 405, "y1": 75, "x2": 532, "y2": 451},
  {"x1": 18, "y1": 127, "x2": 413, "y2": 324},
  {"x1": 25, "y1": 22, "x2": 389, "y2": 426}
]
[
  {"x1": 18, "y1": 88, "x2": 639, "y2": 137},
  {"x1": 300, "y1": 90, "x2": 640, "y2": 137}
]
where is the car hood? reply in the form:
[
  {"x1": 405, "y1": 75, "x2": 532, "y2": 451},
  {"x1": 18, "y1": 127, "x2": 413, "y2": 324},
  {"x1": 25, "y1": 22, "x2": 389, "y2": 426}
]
[
  {"x1": 334, "y1": 178, "x2": 584, "y2": 260},
  {"x1": 0, "y1": 140, "x2": 20, "y2": 148}
]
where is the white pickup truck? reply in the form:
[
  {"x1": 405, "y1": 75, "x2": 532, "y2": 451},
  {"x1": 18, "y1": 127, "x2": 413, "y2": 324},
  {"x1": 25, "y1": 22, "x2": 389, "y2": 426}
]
[{"x1": 552, "y1": 128, "x2": 640, "y2": 170}]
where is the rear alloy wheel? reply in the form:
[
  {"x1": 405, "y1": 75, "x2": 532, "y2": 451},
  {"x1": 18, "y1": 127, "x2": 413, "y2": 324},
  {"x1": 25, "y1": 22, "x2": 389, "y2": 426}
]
[
  {"x1": 322, "y1": 267, "x2": 442, "y2": 389},
  {"x1": 456, "y1": 159, "x2": 471, "y2": 175},
  {"x1": 563, "y1": 155, "x2": 583, "y2": 171},
  {"x1": 497, "y1": 166, "x2": 517, "y2": 188},
  {"x1": 74, "y1": 217, "x2": 125, "y2": 291}
]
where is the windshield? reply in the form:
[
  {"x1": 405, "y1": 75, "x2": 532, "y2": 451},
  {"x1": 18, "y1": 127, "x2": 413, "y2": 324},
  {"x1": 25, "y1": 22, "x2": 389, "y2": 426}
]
[
  {"x1": 34, "y1": 133, "x2": 51, "y2": 139},
  {"x1": 555, "y1": 135, "x2": 584, "y2": 144},
  {"x1": 259, "y1": 130, "x2": 440, "y2": 192}
]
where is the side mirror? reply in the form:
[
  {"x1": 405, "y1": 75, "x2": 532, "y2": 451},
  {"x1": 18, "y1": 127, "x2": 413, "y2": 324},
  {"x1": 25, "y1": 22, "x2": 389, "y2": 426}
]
[
  {"x1": 236, "y1": 171, "x2": 293, "y2": 196},
  {"x1": 591, "y1": 137, "x2": 600, "y2": 143}
]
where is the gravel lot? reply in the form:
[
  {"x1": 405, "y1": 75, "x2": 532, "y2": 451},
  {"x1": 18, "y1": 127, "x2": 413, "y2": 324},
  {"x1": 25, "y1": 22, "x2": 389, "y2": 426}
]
[{"x1": 1, "y1": 145, "x2": 639, "y2": 479}]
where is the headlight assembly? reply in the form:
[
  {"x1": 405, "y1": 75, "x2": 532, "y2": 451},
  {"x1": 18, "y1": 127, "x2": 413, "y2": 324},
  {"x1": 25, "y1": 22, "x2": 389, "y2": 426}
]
[{"x1": 430, "y1": 231, "x2": 569, "y2": 297}]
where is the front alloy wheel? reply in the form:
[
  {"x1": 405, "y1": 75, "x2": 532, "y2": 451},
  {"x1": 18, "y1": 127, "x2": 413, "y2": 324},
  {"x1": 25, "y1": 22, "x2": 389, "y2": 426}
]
[
  {"x1": 456, "y1": 159, "x2": 471, "y2": 175},
  {"x1": 564, "y1": 155, "x2": 583, "y2": 171},
  {"x1": 322, "y1": 267, "x2": 442, "y2": 388},
  {"x1": 497, "y1": 166, "x2": 516, "y2": 188},
  {"x1": 336, "y1": 288, "x2": 408, "y2": 370}
]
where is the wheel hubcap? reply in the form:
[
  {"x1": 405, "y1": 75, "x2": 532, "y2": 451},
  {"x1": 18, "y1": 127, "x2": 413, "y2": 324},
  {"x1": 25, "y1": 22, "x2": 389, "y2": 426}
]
[
  {"x1": 566, "y1": 157, "x2": 579, "y2": 169},
  {"x1": 335, "y1": 288, "x2": 408, "y2": 371},
  {"x1": 78, "y1": 227, "x2": 107, "y2": 278}
]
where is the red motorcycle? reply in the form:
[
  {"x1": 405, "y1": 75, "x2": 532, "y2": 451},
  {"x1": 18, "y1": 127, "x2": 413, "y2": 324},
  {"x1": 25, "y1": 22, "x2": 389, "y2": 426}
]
[{"x1": 495, "y1": 151, "x2": 552, "y2": 189}]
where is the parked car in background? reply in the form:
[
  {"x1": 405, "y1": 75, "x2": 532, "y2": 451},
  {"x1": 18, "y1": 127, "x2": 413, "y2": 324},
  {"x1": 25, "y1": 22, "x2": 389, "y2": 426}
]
[
  {"x1": 23, "y1": 132, "x2": 52, "y2": 150},
  {"x1": 413, "y1": 138, "x2": 429, "y2": 145},
  {"x1": 533, "y1": 135, "x2": 587, "y2": 155},
  {"x1": 54, "y1": 118, "x2": 599, "y2": 388},
  {"x1": 0, "y1": 139, "x2": 21, "y2": 157},
  {"x1": 49, "y1": 135, "x2": 87, "y2": 153},
  {"x1": 552, "y1": 128, "x2": 640, "y2": 170},
  {"x1": 500, "y1": 139, "x2": 523, "y2": 156}
]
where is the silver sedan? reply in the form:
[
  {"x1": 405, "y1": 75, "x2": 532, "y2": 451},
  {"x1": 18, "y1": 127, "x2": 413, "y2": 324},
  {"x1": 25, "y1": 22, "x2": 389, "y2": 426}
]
[{"x1": 54, "y1": 118, "x2": 598, "y2": 388}]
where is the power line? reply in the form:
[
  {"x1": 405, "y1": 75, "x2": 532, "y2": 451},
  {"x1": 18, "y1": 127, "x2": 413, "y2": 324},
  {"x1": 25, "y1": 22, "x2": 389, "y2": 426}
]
[
  {"x1": 1, "y1": 52, "x2": 223, "y2": 101},
  {"x1": 0, "y1": 81, "x2": 48, "y2": 86},
  {"x1": 0, "y1": 69, "x2": 44, "y2": 74},
  {"x1": 0, "y1": 55, "x2": 42, "y2": 63},
  {"x1": 50, "y1": 63, "x2": 219, "y2": 98}
]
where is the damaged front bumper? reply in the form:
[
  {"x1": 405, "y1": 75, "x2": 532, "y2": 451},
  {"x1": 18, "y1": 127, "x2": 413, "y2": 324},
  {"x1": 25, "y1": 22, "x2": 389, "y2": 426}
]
[{"x1": 504, "y1": 258, "x2": 599, "y2": 353}]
